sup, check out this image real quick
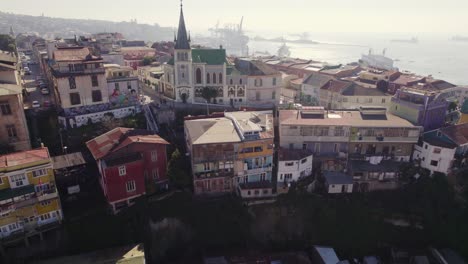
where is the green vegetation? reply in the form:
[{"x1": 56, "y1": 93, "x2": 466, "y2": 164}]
[
  {"x1": 144, "y1": 174, "x2": 468, "y2": 261},
  {"x1": 142, "y1": 56, "x2": 155, "y2": 66},
  {"x1": 201, "y1": 87, "x2": 218, "y2": 104},
  {"x1": 0, "y1": 34, "x2": 16, "y2": 53},
  {"x1": 167, "y1": 149, "x2": 192, "y2": 188}
]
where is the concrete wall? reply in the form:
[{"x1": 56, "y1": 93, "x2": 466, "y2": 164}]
[
  {"x1": 56, "y1": 73, "x2": 108, "y2": 109},
  {"x1": 327, "y1": 183, "x2": 353, "y2": 194},
  {"x1": 278, "y1": 155, "x2": 313, "y2": 183},
  {"x1": 413, "y1": 143, "x2": 456, "y2": 175}
]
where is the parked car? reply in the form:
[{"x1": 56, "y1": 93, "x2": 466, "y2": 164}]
[
  {"x1": 40, "y1": 88, "x2": 50, "y2": 95},
  {"x1": 24, "y1": 67, "x2": 31, "y2": 75},
  {"x1": 32, "y1": 101, "x2": 40, "y2": 108}
]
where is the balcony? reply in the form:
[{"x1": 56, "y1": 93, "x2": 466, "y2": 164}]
[{"x1": 37, "y1": 190, "x2": 58, "y2": 202}]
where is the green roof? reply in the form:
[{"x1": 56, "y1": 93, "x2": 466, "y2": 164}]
[
  {"x1": 192, "y1": 49, "x2": 226, "y2": 65},
  {"x1": 0, "y1": 184, "x2": 35, "y2": 202},
  {"x1": 166, "y1": 49, "x2": 226, "y2": 66}
]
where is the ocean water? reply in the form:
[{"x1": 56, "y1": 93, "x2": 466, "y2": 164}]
[{"x1": 248, "y1": 32, "x2": 468, "y2": 85}]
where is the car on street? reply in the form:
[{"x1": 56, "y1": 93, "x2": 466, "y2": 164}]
[
  {"x1": 41, "y1": 88, "x2": 50, "y2": 95},
  {"x1": 24, "y1": 67, "x2": 31, "y2": 75},
  {"x1": 32, "y1": 101, "x2": 40, "y2": 108}
]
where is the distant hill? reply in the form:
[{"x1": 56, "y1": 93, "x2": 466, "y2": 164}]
[{"x1": 0, "y1": 11, "x2": 174, "y2": 41}]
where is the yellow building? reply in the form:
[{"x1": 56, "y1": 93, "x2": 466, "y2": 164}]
[
  {"x1": 0, "y1": 147, "x2": 62, "y2": 240},
  {"x1": 458, "y1": 99, "x2": 468, "y2": 125}
]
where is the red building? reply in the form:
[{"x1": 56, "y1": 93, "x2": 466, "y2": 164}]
[{"x1": 86, "y1": 127, "x2": 169, "y2": 213}]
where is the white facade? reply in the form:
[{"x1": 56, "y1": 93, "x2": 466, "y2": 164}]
[
  {"x1": 413, "y1": 142, "x2": 456, "y2": 175},
  {"x1": 55, "y1": 73, "x2": 109, "y2": 109},
  {"x1": 320, "y1": 90, "x2": 392, "y2": 110},
  {"x1": 326, "y1": 183, "x2": 353, "y2": 194},
  {"x1": 278, "y1": 154, "x2": 313, "y2": 183},
  {"x1": 246, "y1": 75, "x2": 281, "y2": 106}
]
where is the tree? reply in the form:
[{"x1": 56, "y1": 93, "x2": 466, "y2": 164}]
[
  {"x1": 201, "y1": 87, "x2": 218, "y2": 104},
  {"x1": 167, "y1": 149, "x2": 191, "y2": 188},
  {"x1": 0, "y1": 35, "x2": 16, "y2": 53},
  {"x1": 0, "y1": 142, "x2": 15, "y2": 155},
  {"x1": 142, "y1": 56, "x2": 155, "y2": 66},
  {"x1": 448, "y1": 101, "x2": 458, "y2": 112}
]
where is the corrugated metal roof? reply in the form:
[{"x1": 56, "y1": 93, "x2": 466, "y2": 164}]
[{"x1": 86, "y1": 127, "x2": 169, "y2": 160}]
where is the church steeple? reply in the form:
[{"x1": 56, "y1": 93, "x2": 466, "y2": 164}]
[{"x1": 174, "y1": 0, "x2": 190, "y2": 50}]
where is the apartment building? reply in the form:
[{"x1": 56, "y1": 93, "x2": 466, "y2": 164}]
[
  {"x1": 184, "y1": 111, "x2": 275, "y2": 198},
  {"x1": 279, "y1": 106, "x2": 421, "y2": 191},
  {"x1": 49, "y1": 45, "x2": 140, "y2": 129},
  {"x1": 0, "y1": 147, "x2": 63, "y2": 240},
  {"x1": 104, "y1": 64, "x2": 139, "y2": 108}
]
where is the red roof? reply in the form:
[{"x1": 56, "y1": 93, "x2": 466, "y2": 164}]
[
  {"x1": 0, "y1": 148, "x2": 50, "y2": 170},
  {"x1": 86, "y1": 127, "x2": 169, "y2": 160}
]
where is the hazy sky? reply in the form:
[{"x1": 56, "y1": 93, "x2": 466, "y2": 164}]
[{"x1": 3, "y1": 0, "x2": 468, "y2": 34}]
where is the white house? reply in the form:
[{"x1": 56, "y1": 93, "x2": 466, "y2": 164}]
[
  {"x1": 278, "y1": 148, "x2": 313, "y2": 184},
  {"x1": 413, "y1": 123, "x2": 468, "y2": 175},
  {"x1": 301, "y1": 73, "x2": 332, "y2": 106},
  {"x1": 323, "y1": 171, "x2": 353, "y2": 194}
]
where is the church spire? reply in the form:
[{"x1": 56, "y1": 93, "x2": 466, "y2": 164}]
[{"x1": 174, "y1": 0, "x2": 190, "y2": 50}]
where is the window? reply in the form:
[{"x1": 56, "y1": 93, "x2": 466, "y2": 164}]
[
  {"x1": 69, "y1": 93, "x2": 81, "y2": 105},
  {"x1": 334, "y1": 143, "x2": 339, "y2": 153},
  {"x1": 302, "y1": 143, "x2": 307, "y2": 150},
  {"x1": 151, "y1": 151, "x2": 157, "y2": 162},
  {"x1": 213, "y1": 73, "x2": 217, "y2": 84},
  {"x1": 382, "y1": 98, "x2": 386, "y2": 103},
  {"x1": 260, "y1": 173, "x2": 266, "y2": 181},
  {"x1": 433, "y1": 148, "x2": 442, "y2": 154},
  {"x1": 152, "y1": 169, "x2": 158, "y2": 179},
  {"x1": 430, "y1": 160, "x2": 439, "y2": 167},
  {"x1": 196, "y1": 68, "x2": 202, "y2": 84},
  {"x1": 126, "y1": 180, "x2": 136, "y2": 192},
  {"x1": 301, "y1": 158, "x2": 307, "y2": 164},
  {"x1": 92, "y1": 90, "x2": 102, "y2": 102},
  {"x1": 424, "y1": 144, "x2": 428, "y2": 149},
  {"x1": 315, "y1": 143, "x2": 321, "y2": 153},
  {"x1": 0, "y1": 101, "x2": 12, "y2": 115},
  {"x1": 0, "y1": 177, "x2": 2, "y2": 185},
  {"x1": 40, "y1": 201, "x2": 51, "y2": 207},
  {"x1": 206, "y1": 73, "x2": 210, "y2": 84},
  {"x1": 230, "y1": 79, "x2": 233, "y2": 85},
  {"x1": 118, "y1": 166, "x2": 126, "y2": 176},
  {"x1": 32, "y1": 168, "x2": 47, "y2": 177},
  {"x1": 285, "y1": 162, "x2": 294, "y2": 166},
  {"x1": 204, "y1": 163, "x2": 211, "y2": 171},
  {"x1": 219, "y1": 73, "x2": 223, "y2": 84},
  {"x1": 289, "y1": 143, "x2": 294, "y2": 150},
  {"x1": 6, "y1": 125, "x2": 17, "y2": 138},
  {"x1": 254, "y1": 146, "x2": 263, "y2": 152},
  {"x1": 273, "y1": 78, "x2": 277, "y2": 86},
  {"x1": 255, "y1": 78, "x2": 263, "y2": 87},
  {"x1": 272, "y1": 91, "x2": 276, "y2": 100},
  {"x1": 11, "y1": 174, "x2": 26, "y2": 187},
  {"x1": 68, "y1": 76, "x2": 76, "y2": 89},
  {"x1": 240, "y1": 79, "x2": 243, "y2": 85},
  {"x1": 91, "y1": 75, "x2": 99, "y2": 87},
  {"x1": 115, "y1": 82, "x2": 120, "y2": 90},
  {"x1": 256, "y1": 91, "x2": 260, "y2": 100},
  {"x1": 127, "y1": 82, "x2": 132, "y2": 90},
  {"x1": 35, "y1": 183, "x2": 50, "y2": 193},
  {"x1": 284, "y1": 173, "x2": 292, "y2": 180}
]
